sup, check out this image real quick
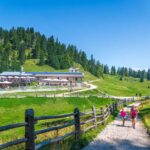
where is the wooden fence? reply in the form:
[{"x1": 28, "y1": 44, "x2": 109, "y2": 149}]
[{"x1": 0, "y1": 102, "x2": 119, "y2": 150}]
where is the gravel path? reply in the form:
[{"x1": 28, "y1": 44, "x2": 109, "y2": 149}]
[{"x1": 83, "y1": 102, "x2": 150, "y2": 150}]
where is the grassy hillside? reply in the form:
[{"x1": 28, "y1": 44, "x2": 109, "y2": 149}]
[
  {"x1": 92, "y1": 75, "x2": 150, "y2": 96},
  {"x1": 23, "y1": 59, "x2": 58, "y2": 72}
]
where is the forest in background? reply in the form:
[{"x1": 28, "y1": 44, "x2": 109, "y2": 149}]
[{"x1": 0, "y1": 27, "x2": 150, "y2": 82}]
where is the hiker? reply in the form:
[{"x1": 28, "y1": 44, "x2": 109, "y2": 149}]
[
  {"x1": 130, "y1": 106, "x2": 138, "y2": 129},
  {"x1": 120, "y1": 108, "x2": 127, "y2": 126}
]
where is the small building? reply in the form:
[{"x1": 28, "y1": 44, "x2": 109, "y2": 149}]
[
  {"x1": 0, "y1": 70, "x2": 84, "y2": 88},
  {"x1": 30, "y1": 72, "x2": 83, "y2": 86},
  {"x1": 69, "y1": 67, "x2": 79, "y2": 73}
]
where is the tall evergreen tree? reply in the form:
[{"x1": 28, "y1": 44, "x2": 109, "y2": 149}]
[
  {"x1": 111, "y1": 66, "x2": 116, "y2": 75},
  {"x1": 103, "y1": 64, "x2": 109, "y2": 74},
  {"x1": 47, "y1": 36, "x2": 55, "y2": 66},
  {"x1": 18, "y1": 42, "x2": 26, "y2": 65},
  {"x1": 147, "y1": 69, "x2": 150, "y2": 81},
  {"x1": 39, "y1": 48, "x2": 45, "y2": 66},
  {"x1": 96, "y1": 61, "x2": 103, "y2": 77},
  {"x1": 140, "y1": 70, "x2": 145, "y2": 82},
  {"x1": 60, "y1": 54, "x2": 71, "y2": 69}
]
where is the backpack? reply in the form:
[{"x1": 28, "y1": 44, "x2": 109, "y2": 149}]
[
  {"x1": 120, "y1": 110, "x2": 126, "y2": 117},
  {"x1": 131, "y1": 109, "x2": 137, "y2": 117}
]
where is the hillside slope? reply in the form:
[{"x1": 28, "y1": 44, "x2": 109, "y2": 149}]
[
  {"x1": 23, "y1": 59, "x2": 150, "y2": 97},
  {"x1": 92, "y1": 75, "x2": 150, "y2": 96},
  {"x1": 23, "y1": 59, "x2": 98, "y2": 81}
]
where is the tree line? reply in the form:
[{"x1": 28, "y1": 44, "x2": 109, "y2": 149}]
[
  {"x1": 104, "y1": 65, "x2": 150, "y2": 82},
  {"x1": 0, "y1": 27, "x2": 149, "y2": 81}
]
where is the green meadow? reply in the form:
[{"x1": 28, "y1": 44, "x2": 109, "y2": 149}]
[
  {"x1": 0, "y1": 97, "x2": 113, "y2": 145},
  {"x1": 92, "y1": 75, "x2": 150, "y2": 96},
  {"x1": 0, "y1": 97, "x2": 112, "y2": 126},
  {"x1": 139, "y1": 100, "x2": 150, "y2": 133}
]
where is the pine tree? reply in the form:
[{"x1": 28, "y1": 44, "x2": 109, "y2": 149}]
[
  {"x1": 111, "y1": 66, "x2": 116, "y2": 75},
  {"x1": 103, "y1": 65, "x2": 109, "y2": 74},
  {"x1": 39, "y1": 48, "x2": 45, "y2": 66},
  {"x1": 140, "y1": 70, "x2": 145, "y2": 82},
  {"x1": 47, "y1": 36, "x2": 55, "y2": 66},
  {"x1": 80, "y1": 51, "x2": 88, "y2": 70},
  {"x1": 18, "y1": 42, "x2": 26, "y2": 65},
  {"x1": 32, "y1": 40, "x2": 40, "y2": 58},
  {"x1": 96, "y1": 61, "x2": 103, "y2": 77},
  {"x1": 11, "y1": 51, "x2": 21, "y2": 71},
  {"x1": 39, "y1": 35, "x2": 46, "y2": 66},
  {"x1": 147, "y1": 69, "x2": 150, "y2": 81},
  {"x1": 60, "y1": 54, "x2": 71, "y2": 69},
  {"x1": 1, "y1": 51, "x2": 9, "y2": 71},
  {"x1": 53, "y1": 56, "x2": 60, "y2": 69}
]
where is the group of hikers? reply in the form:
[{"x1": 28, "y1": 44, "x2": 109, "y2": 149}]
[{"x1": 120, "y1": 105, "x2": 138, "y2": 129}]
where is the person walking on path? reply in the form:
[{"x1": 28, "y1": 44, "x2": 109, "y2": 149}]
[
  {"x1": 83, "y1": 102, "x2": 150, "y2": 150},
  {"x1": 120, "y1": 108, "x2": 127, "y2": 126},
  {"x1": 130, "y1": 105, "x2": 138, "y2": 129}
]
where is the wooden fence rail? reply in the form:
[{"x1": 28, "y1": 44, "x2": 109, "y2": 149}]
[{"x1": 0, "y1": 101, "x2": 121, "y2": 150}]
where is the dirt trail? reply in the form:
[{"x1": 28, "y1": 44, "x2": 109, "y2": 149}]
[{"x1": 83, "y1": 102, "x2": 150, "y2": 150}]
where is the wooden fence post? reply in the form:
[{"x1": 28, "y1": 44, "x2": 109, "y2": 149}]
[
  {"x1": 113, "y1": 103, "x2": 116, "y2": 112},
  {"x1": 74, "y1": 108, "x2": 80, "y2": 141},
  {"x1": 106, "y1": 104, "x2": 109, "y2": 113},
  {"x1": 92, "y1": 106, "x2": 97, "y2": 129},
  {"x1": 115, "y1": 102, "x2": 118, "y2": 110},
  {"x1": 100, "y1": 107, "x2": 105, "y2": 125},
  {"x1": 111, "y1": 103, "x2": 114, "y2": 113},
  {"x1": 25, "y1": 109, "x2": 35, "y2": 150},
  {"x1": 109, "y1": 104, "x2": 113, "y2": 114}
]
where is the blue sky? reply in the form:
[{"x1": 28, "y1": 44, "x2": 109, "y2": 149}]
[{"x1": 0, "y1": 0, "x2": 150, "y2": 69}]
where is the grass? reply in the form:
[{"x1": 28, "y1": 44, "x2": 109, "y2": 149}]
[
  {"x1": 23, "y1": 59, "x2": 57, "y2": 72},
  {"x1": 92, "y1": 75, "x2": 150, "y2": 96},
  {"x1": 0, "y1": 97, "x2": 112, "y2": 126},
  {"x1": 71, "y1": 89, "x2": 104, "y2": 96},
  {"x1": 0, "y1": 97, "x2": 113, "y2": 146},
  {"x1": 0, "y1": 89, "x2": 69, "y2": 98},
  {"x1": 139, "y1": 100, "x2": 150, "y2": 133}
]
